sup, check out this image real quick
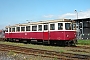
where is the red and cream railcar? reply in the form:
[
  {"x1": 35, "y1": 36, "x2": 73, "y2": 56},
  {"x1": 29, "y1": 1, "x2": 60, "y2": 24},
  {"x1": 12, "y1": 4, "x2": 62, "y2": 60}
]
[{"x1": 5, "y1": 19, "x2": 77, "y2": 46}]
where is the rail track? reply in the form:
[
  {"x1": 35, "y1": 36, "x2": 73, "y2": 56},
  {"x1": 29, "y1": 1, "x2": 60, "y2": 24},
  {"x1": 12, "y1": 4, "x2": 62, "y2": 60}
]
[
  {"x1": 0, "y1": 44, "x2": 90, "y2": 60},
  {"x1": 72, "y1": 46, "x2": 90, "y2": 49},
  {"x1": 68, "y1": 49, "x2": 89, "y2": 53}
]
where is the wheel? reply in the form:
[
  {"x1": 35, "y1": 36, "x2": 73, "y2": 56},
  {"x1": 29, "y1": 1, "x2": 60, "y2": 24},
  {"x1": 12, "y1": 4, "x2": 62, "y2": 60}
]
[
  {"x1": 67, "y1": 41, "x2": 71, "y2": 46},
  {"x1": 50, "y1": 41, "x2": 54, "y2": 45}
]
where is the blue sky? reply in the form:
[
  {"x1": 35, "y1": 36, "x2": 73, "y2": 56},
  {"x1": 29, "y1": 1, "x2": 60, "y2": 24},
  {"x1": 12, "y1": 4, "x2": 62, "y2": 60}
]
[{"x1": 0, "y1": 0, "x2": 90, "y2": 29}]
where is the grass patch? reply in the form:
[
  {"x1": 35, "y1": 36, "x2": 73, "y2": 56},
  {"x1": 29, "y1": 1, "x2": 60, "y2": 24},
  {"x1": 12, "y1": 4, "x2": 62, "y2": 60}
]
[
  {"x1": 59, "y1": 50, "x2": 64, "y2": 53},
  {"x1": 77, "y1": 40, "x2": 90, "y2": 45},
  {"x1": 8, "y1": 50, "x2": 17, "y2": 56},
  {"x1": 0, "y1": 41, "x2": 66, "y2": 53}
]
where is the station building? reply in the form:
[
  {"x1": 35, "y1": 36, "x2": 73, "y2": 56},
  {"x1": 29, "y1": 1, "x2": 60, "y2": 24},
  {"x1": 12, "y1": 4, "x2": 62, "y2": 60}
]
[{"x1": 73, "y1": 18, "x2": 90, "y2": 40}]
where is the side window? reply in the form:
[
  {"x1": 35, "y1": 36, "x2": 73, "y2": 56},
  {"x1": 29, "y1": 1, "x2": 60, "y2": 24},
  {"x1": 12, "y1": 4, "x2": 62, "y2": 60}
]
[
  {"x1": 65, "y1": 23, "x2": 71, "y2": 30},
  {"x1": 9, "y1": 28, "x2": 11, "y2": 32},
  {"x1": 38, "y1": 25, "x2": 42, "y2": 31},
  {"x1": 50, "y1": 24, "x2": 55, "y2": 30},
  {"x1": 21, "y1": 27, "x2": 25, "y2": 31},
  {"x1": 26, "y1": 26, "x2": 30, "y2": 31},
  {"x1": 58, "y1": 23, "x2": 63, "y2": 30},
  {"x1": 12, "y1": 28, "x2": 15, "y2": 32},
  {"x1": 44, "y1": 25, "x2": 48, "y2": 30},
  {"x1": 16, "y1": 27, "x2": 20, "y2": 32},
  {"x1": 6, "y1": 28, "x2": 8, "y2": 32},
  {"x1": 32, "y1": 25, "x2": 37, "y2": 31}
]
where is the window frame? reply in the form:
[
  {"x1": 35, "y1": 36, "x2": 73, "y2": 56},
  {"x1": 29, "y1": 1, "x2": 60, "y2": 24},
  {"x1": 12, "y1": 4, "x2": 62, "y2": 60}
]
[
  {"x1": 9, "y1": 28, "x2": 11, "y2": 32},
  {"x1": 26, "y1": 26, "x2": 31, "y2": 31},
  {"x1": 5, "y1": 28, "x2": 8, "y2": 32},
  {"x1": 21, "y1": 26, "x2": 25, "y2": 32},
  {"x1": 72, "y1": 23, "x2": 76, "y2": 30},
  {"x1": 12, "y1": 27, "x2": 15, "y2": 32},
  {"x1": 38, "y1": 25, "x2": 42, "y2": 31},
  {"x1": 65, "y1": 23, "x2": 72, "y2": 30},
  {"x1": 50, "y1": 23, "x2": 55, "y2": 30},
  {"x1": 44, "y1": 24, "x2": 48, "y2": 31},
  {"x1": 58, "y1": 23, "x2": 63, "y2": 30},
  {"x1": 16, "y1": 27, "x2": 20, "y2": 32},
  {"x1": 32, "y1": 25, "x2": 37, "y2": 31}
]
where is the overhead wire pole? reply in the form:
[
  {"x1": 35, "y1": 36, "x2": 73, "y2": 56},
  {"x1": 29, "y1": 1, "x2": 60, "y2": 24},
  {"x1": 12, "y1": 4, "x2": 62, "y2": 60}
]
[
  {"x1": 74, "y1": 10, "x2": 80, "y2": 39},
  {"x1": 75, "y1": 10, "x2": 78, "y2": 19}
]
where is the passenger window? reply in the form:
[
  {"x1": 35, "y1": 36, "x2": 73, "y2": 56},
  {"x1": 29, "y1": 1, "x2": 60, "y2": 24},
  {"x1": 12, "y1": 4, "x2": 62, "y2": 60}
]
[
  {"x1": 21, "y1": 27, "x2": 25, "y2": 31},
  {"x1": 16, "y1": 27, "x2": 20, "y2": 32},
  {"x1": 9, "y1": 28, "x2": 11, "y2": 32},
  {"x1": 38, "y1": 25, "x2": 42, "y2": 31},
  {"x1": 44, "y1": 25, "x2": 48, "y2": 30},
  {"x1": 58, "y1": 23, "x2": 63, "y2": 30},
  {"x1": 50, "y1": 24, "x2": 55, "y2": 30},
  {"x1": 26, "y1": 26, "x2": 30, "y2": 31},
  {"x1": 65, "y1": 23, "x2": 71, "y2": 30},
  {"x1": 12, "y1": 28, "x2": 15, "y2": 32},
  {"x1": 32, "y1": 25, "x2": 37, "y2": 31}
]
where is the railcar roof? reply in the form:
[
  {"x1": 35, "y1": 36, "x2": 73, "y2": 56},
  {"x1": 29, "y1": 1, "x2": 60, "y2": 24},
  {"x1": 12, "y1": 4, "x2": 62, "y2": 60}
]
[{"x1": 6, "y1": 19, "x2": 73, "y2": 28}]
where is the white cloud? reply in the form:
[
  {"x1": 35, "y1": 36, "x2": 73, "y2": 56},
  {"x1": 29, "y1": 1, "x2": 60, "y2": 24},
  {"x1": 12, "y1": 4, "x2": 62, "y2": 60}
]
[
  {"x1": 43, "y1": 10, "x2": 90, "y2": 19},
  {"x1": 58, "y1": 10, "x2": 90, "y2": 19},
  {"x1": 78, "y1": 10, "x2": 90, "y2": 19},
  {"x1": 43, "y1": 15, "x2": 54, "y2": 18},
  {"x1": 58, "y1": 13, "x2": 76, "y2": 19}
]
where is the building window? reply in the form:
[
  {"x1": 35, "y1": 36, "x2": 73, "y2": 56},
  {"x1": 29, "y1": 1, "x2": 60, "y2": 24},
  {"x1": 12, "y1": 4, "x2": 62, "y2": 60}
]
[
  {"x1": 58, "y1": 23, "x2": 63, "y2": 30},
  {"x1": 12, "y1": 28, "x2": 15, "y2": 32},
  {"x1": 16, "y1": 27, "x2": 20, "y2": 32},
  {"x1": 50, "y1": 24, "x2": 55, "y2": 30},
  {"x1": 9, "y1": 28, "x2": 11, "y2": 32},
  {"x1": 65, "y1": 23, "x2": 71, "y2": 30},
  {"x1": 44, "y1": 25, "x2": 48, "y2": 30},
  {"x1": 21, "y1": 27, "x2": 25, "y2": 31},
  {"x1": 38, "y1": 25, "x2": 42, "y2": 31},
  {"x1": 26, "y1": 26, "x2": 30, "y2": 31},
  {"x1": 32, "y1": 25, "x2": 37, "y2": 31},
  {"x1": 83, "y1": 21, "x2": 90, "y2": 28}
]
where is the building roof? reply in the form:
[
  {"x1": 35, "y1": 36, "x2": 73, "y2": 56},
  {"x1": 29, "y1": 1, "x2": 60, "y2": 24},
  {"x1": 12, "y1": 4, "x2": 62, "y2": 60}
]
[{"x1": 73, "y1": 18, "x2": 90, "y2": 22}]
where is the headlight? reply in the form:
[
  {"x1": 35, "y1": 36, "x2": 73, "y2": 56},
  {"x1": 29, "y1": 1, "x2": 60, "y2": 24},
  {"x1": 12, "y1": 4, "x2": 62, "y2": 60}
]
[{"x1": 66, "y1": 35, "x2": 69, "y2": 37}]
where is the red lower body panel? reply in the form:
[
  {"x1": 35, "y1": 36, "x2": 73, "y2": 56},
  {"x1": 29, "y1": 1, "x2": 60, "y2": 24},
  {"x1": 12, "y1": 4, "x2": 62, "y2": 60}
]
[
  {"x1": 5, "y1": 31, "x2": 76, "y2": 41},
  {"x1": 50, "y1": 31, "x2": 76, "y2": 40}
]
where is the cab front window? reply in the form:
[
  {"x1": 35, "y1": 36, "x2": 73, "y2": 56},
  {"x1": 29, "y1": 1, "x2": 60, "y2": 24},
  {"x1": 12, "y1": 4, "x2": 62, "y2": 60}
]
[
  {"x1": 72, "y1": 23, "x2": 76, "y2": 30},
  {"x1": 5, "y1": 28, "x2": 8, "y2": 32}
]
